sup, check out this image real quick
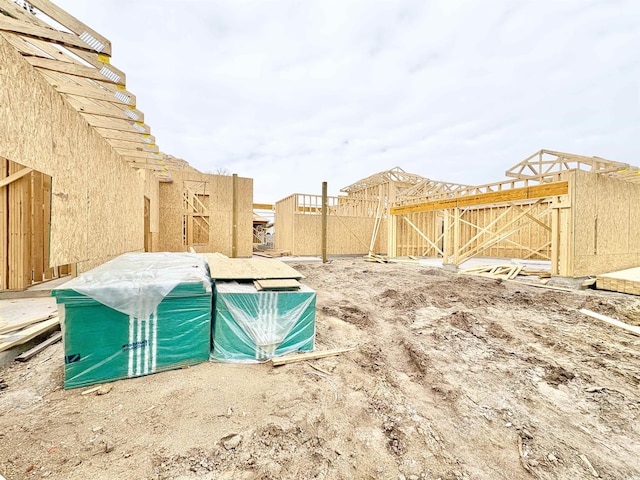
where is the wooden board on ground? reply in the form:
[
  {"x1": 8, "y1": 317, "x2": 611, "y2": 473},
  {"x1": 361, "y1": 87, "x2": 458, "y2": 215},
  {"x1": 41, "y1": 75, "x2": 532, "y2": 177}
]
[
  {"x1": 254, "y1": 279, "x2": 301, "y2": 291},
  {"x1": 596, "y1": 266, "x2": 640, "y2": 296},
  {"x1": 580, "y1": 308, "x2": 640, "y2": 336},
  {"x1": 460, "y1": 264, "x2": 523, "y2": 280},
  {"x1": 15, "y1": 331, "x2": 62, "y2": 362},
  {"x1": 0, "y1": 313, "x2": 58, "y2": 335},
  {"x1": 205, "y1": 254, "x2": 303, "y2": 281},
  {"x1": 0, "y1": 317, "x2": 60, "y2": 353},
  {"x1": 253, "y1": 250, "x2": 291, "y2": 258},
  {"x1": 271, "y1": 347, "x2": 357, "y2": 366}
]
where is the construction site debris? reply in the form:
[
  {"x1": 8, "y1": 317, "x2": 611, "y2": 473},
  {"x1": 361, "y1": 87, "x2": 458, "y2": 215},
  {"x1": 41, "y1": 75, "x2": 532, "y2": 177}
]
[
  {"x1": 2, "y1": 259, "x2": 639, "y2": 479},
  {"x1": 0, "y1": 317, "x2": 60, "y2": 353},
  {"x1": 271, "y1": 347, "x2": 357, "y2": 366},
  {"x1": 14, "y1": 332, "x2": 62, "y2": 362},
  {"x1": 580, "y1": 308, "x2": 640, "y2": 336}
]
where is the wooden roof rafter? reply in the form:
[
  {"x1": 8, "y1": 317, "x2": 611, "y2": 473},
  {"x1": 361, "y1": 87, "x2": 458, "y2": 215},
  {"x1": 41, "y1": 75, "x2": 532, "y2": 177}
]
[
  {"x1": 340, "y1": 166, "x2": 426, "y2": 194},
  {"x1": 396, "y1": 178, "x2": 473, "y2": 202},
  {"x1": 505, "y1": 149, "x2": 635, "y2": 183},
  {"x1": 0, "y1": 0, "x2": 174, "y2": 180}
]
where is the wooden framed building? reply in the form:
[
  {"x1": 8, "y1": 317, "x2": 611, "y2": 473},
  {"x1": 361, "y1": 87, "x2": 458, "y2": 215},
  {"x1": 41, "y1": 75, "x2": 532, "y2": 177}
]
[
  {"x1": 275, "y1": 151, "x2": 640, "y2": 277},
  {"x1": 0, "y1": 0, "x2": 253, "y2": 290}
]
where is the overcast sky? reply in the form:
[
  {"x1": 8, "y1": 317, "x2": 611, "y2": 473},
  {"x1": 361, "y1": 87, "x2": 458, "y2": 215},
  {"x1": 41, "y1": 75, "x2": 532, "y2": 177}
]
[{"x1": 53, "y1": 0, "x2": 640, "y2": 203}]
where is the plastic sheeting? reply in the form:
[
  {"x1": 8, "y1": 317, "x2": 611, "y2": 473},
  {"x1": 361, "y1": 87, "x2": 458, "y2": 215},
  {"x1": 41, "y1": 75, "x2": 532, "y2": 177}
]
[
  {"x1": 53, "y1": 253, "x2": 212, "y2": 389},
  {"x1": 58, "y1": 252, "x2": 211, "y2": 320},
  {"x1": 211, "y1": 282, "x2": 316, "y2": 363}
]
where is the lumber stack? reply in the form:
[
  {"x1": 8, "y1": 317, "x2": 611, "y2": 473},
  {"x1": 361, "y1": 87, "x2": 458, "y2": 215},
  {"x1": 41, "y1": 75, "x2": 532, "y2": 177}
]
[
  {"x1": 459, "y1": 264, "x2": 551, "y2": 280},
  {"x1": 596, "y1": 267, "x2": 640, "y2": 295},
  {"x1": 0, "y1": 313, "x2": 60, "y2": 354}
]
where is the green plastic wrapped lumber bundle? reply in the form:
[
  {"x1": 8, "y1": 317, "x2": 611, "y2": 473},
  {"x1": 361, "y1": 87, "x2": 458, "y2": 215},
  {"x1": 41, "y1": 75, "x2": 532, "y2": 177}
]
[
  {"x1": 53, "y1": 252, "x2": 212, "y2": 389},
  {"x1": 211, "y1": 281, "x2": 316, "y2": 363}
]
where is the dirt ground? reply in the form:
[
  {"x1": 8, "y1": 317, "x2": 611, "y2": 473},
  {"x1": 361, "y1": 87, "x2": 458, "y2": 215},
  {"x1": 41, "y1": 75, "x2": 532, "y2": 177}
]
[{"x1": 1, "y1": 259, "x2": 640, "y2": 480}]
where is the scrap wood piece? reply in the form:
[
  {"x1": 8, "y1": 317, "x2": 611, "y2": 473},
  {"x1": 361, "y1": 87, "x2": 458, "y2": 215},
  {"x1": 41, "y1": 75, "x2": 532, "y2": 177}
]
[
  {"x1": 205, "y1": 254, "x2": 303, "y2": 280},
  {"x1": 0, "y1": 313, "x2": 58, "y2": 335},
  {"x1": 364, "y1": 254, "x2": 387, "y2": 263},
  {"x1": 579, "y1": 309, "x2": 640, "y2": 337},
  {"x1": 271, "y1": 347, "x2": 357, "y2": 366},
  {"x1": 81, "y1": 385, "x2": 101, "y2": 396},
  {"x1": 508, "y1": 280, "x2": 573, "y2": 292},
  {"x1": 386, "y1": 258, "x2": 421, "y2": 265},
  {"x1": 254, "y1": 279, "x2": 301, "y2": 291},
  {"x1": 252, "y1": 252, "x2": 275, "y2": 258},
  {"x1": 0, "y1": 317, "x2": 60, "y2": 353},
  {"x1": 579, "y1": 454, "x2": 599, "y2": 477},
  {"x1": 14, "y1": 331, "x2": 62, "y2": 362}
]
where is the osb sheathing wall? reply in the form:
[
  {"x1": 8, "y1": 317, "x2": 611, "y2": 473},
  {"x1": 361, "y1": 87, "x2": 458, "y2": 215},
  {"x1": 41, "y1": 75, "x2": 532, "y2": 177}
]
[
  {"x1": 571, "y1": 169, "x2": 640, "y2": 277},
  {"x1": 275, "y1": 196, "x2": 388, "y2": 255},
  {"x1": 140, "y1": 169, "x2": 160, "y2": 251},
  {"x1": 0, "y1": 35, "x2": 144, "y2": 272},
  {"x1": 157, "y1": 170, "x2": 253, "y2": 257}
]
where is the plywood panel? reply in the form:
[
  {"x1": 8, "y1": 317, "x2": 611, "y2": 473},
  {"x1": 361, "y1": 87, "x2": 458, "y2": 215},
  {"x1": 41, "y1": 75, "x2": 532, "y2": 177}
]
[
  {"x1": 572, "y1": 170, "x2": 640, "y2": 276},
  {"x1": 157, "y1": 170, "x2": 253, "y2": 257},
  {"x1": 275, "y1": 195, "x2": 296, "y2": 253},
  {"x1": 205, "y1": 255, "x2": 303, "y2": 280}
]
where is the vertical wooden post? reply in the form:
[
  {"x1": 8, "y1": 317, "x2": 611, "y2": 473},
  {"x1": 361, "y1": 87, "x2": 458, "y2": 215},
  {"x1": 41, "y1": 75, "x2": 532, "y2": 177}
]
[
  {"x1": 452, "y1": 207, "x2": 461, "y2": 266},
  {"x1": 232, "y1": 173, "x2": 238, "y2": 258},
  {"x1": 551, "y1": 205, "x2": 560, "y2": 276},
  {"x1": 321, "y1": 181, "x2": 327, "y2": 263},
  {"x1": 0, "y1": 157, "x2": 7, "y2": 290}
]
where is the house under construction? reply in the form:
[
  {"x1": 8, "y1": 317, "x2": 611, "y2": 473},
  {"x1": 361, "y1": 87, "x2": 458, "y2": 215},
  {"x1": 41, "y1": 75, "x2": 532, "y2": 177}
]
[
  {"x1": 275, "y1": 150, "x2": 640, "y2": 278},
  {"x1": 0, "y1": 0, "x2": 254, "y2": 291}
]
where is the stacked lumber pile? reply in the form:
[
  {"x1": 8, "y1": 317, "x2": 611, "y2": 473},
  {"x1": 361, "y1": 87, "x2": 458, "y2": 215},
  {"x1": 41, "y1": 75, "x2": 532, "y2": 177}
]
[
  {"x1": 460, "y1": 264, "x2": 551, "y2": 281},
  {"x1": 596, "y1": 266, "x2": 640, "y2": 296},
  {"x1": 253, "y1": 250, "x2": 292, "y2": 258},
  {"x1": 0, "y1": 313, "x2": 60, "y2": 356},
  {"x1": 364, "y1": 254, "x2": 420, "y2": 264}
]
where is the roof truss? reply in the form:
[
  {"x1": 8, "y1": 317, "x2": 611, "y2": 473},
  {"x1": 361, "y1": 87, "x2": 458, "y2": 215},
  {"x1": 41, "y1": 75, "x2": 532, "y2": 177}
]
[
  {"x1": 340, "y1": 167, "x2": 427, "y2": 194},
  {"x1": 0, "y1": 0, "x2": 177, "y2": 181},
  {"x1": 505, "y1": 149, "x2": 639, "y2": 184}
]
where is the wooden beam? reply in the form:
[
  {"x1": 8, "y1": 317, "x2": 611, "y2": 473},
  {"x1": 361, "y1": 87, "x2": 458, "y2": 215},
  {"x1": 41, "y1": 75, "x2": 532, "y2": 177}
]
[
  {"x1": 0, "y1": 167, "x2": 33, "y2": 189},
  {"x1": 105, "y1": 138, "x2": 158, "y2": 153},
  {"x1": 271, "y1": 347, "x2": 357, "y2": 366},
  {"x1": 14, "y1": 331, "x2": 62, "y2": 362},
  {"x1": 25, "y1": 0, "x2": 112, "y2": 56},
  {"x1": 65, "y1": 47, "x2": 125, "y2": 83},
  {"x1": 48, "y1": 80, "x2": 135, "y2": 106},
  {"x1": 391, "y1": 182, "x2": 568, "y2": 215},
  {"x1": 0, "y1": 15, "x2": 103, "y2": 54},
  {"x1": 322, "y1": 181, "x2": 327, "y2": 263},
  {"x1": 580, "y1": 309, "x2": 640, "y2": 337},
  {"x1": 232, "y1": 173, "x2": 238, "y2": 258},
  {"x1": 94, "y1": 128, "x2": 154, "y2": 144},
  {"x1": 80, "y1": 113, "x2": 150, "y2": 134},
  {"x1": 253, "y1": 203, "x2": 275, "y2": 210},
  {"x1": 64, "y1": 95, "x2": 144, "y2": 122},
  {"x1": 401, "y1": 215, "x2": 444, "y2": 256},
  {"x1": 0, "y1": 318, "x2": 60, "y2": 353},
  {"x1": 25, "y1": 55, "x2": 124, "y2": 85},
  {"x1": 113, "y1": 149, "x2": 163, "y2": 161}
]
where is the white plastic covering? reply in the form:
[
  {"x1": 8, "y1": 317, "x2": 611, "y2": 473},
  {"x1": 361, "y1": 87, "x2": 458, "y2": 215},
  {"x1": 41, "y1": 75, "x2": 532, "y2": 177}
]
[
  {"x1": 213, "y1": 282, "x2": 315, "y2": 362},
  {"x1": 58, "y1": 252, "x2": 211, "y2": 320}
]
